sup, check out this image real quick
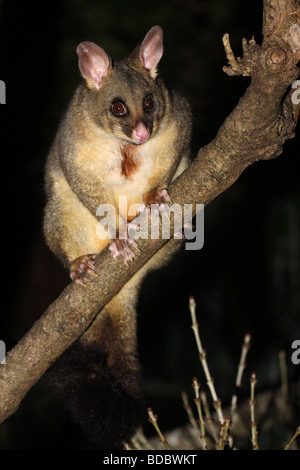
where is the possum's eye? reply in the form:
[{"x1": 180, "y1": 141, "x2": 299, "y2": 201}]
[
  {"x1": 144, "y1": 96, "x2": 155, "y2": 112},
  {"x1": 111, "y1": 101, "x2": 127, "y2": 116}
]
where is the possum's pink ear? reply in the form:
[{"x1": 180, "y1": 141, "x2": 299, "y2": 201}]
[
  {"x1": 138, "y1": 26, "x2": 163, "y2": 78},
  {"x1": 76, "y1": 41, "x2": 111, "y2": 90}
]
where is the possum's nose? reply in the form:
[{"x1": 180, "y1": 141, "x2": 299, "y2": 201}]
[{"x1": 132, "y1": 122, "x2": 149, "y2": 144}]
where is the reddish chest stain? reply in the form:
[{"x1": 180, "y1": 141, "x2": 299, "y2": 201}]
[{"x1": 120, "y1": 144, "x2": 140, "y2": 179}]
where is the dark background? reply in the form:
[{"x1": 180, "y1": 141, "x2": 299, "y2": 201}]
[{"x1": 0, "y1": 0, "x2": 299, "y2": 450}]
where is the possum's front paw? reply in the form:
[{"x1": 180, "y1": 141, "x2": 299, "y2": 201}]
[
  {"x1": 109, "y1": 237, "x2": 138, "y2": 263},
  {"x1": 70, "y1": 253, "x2": 97, "y2": 284},
  {"x1": 140, "y1": 188, "x2": 171, "y2": 217},
  {"x1": 144, "y1": 188, "x2": 171, "y2": 207}
]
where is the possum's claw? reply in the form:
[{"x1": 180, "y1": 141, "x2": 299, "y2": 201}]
[
  {"x1": 109, "y1": 238, "x2": 138, "y2": 263},
  {"x1": 70, "y1": 253, "x2": 97, "y2": 285}
]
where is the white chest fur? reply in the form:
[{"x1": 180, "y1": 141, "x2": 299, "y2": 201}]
[{"x1": 75, "y1": 130, "x2": 156, "y2": 212}]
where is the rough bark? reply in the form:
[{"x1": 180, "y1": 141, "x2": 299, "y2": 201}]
[{"x1": 0, "y1": 0, "x2": 299, "y2": 424}]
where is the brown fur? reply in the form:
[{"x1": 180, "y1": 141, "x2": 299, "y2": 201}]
[{"x1": 120, "y1": 144, "x2": 140, "y2": 181}]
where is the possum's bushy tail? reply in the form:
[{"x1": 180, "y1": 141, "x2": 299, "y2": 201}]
[{"x1": 48, "y1": 340, "x2": 144, "y2": 449}]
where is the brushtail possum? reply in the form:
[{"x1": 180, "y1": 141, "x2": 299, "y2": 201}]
[{"x1": 43, "y1": 25, "x2": 192, "y2": 449}]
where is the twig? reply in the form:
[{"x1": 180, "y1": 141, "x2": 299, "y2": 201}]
[
  {"x1": 123, "y1": 443, "x2": 133, "y2": 450},
  {"x1": 189, "y1": 296, "x2": 225, "y2": 425},
  {"x1": 133, "y1": 428, "x2": 155, "y2": 450},
  {"x1": 200, "y1": 391, "x2": 219, "y2": 445},
  {"x1": 147, "y1": 408, "x2": 171, "y2": 450},
  {"x1": 230, "y1": 333, "x2": 251, "y2": 416},
  {"x1": 249, "y1": 372, "x2": 259, "y2": 450},
  {"x1": 181, "y1": 391, "x2": 203, "y2": 447},
  {"x1": 271, "y1": 8, "x2": 300, "y2": 36},
  {"x1": 192, "y1": 378, "x2": 208, "y2": 450},
  {"x1": 218, "y1": 416, "x2": 231, "y2": 450},
  {"x1": 284, "y1": 425, "x2": 300, "y2": 450},
  {"x1": 222, "y1": 33, "x2": 257, "y2": 76}
]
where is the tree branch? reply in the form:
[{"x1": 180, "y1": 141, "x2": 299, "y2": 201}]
[{"x1": 0, "y1": 0, "x2": 299, "y2": 424}]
